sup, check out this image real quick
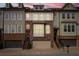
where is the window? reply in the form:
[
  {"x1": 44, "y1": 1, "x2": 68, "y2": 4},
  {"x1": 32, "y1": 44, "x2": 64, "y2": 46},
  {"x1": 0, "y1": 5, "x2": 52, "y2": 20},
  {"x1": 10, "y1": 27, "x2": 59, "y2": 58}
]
[
  {"x1": 9, "y1": 24, "x2": 11, "y2": 33},
  {"x1": 72, "y1": 24, "x2": 75, "y2": 32},
  {"x1": 64, "y1": 23, "x2": 75, "y2": 32},
  {"x1": 46, "y1": 14, "x2": 50, "y2": 20},
  {"x1": 17, "y1": 13, "x2": 22, "y2": 20},
  {"x1": 31, "y1": 13, "x2": 53, "y2": 21},
  {"x1": 68, "y1": 24, "x2": 71, "y2": 32},
  {"x1": 17, "y1": 25, "x2": 22, "y2": 33},
  {"x1": 64, "y1": 24, "x2": 67, "y2": 32},
  {"x1": 4, "y1": 12, "x2": 9, "y2": 20},
  {"x1": 26, "y1": 24, "x2": 30, "y2": 29},
  {"x1": 33, "y1": 14, "x2": 38, "y2": 20},
  {"x1": 4, "y1": 25, "x2": 9, "y2": 33},
  {"x1": 39, "y1": 14, "x2": 44, "y2": 20},
  {"x1": 62, "y1": 13, "x2": 75, "y2": 19},
  {"x1": 46, "y1": 25, "x2": 50, "y2": 34},
  {"x1": 26, "y1": 13, "x2": 30, "y2": 20},
  {"x1": 11, "y1": 25, "x2": 16, "y2": 33},
  {"x1": 34, "y1": 7, "x2": 38, "y2": 9},
  {"x1": 72, "y1": 13, "x2": 75, "y2": 19},
  {"x1": 67, "y1": 13, "x2": 70, "y2": 19},
  {"x1": 33, "y1": 24, "x2": 44, "y2": 37},
  {"x1": 11, "y1": 13, "x2": 16, "y2": 20},
  {"x1": 62, "y1": 13, "x2": 65, "y2": 19}
]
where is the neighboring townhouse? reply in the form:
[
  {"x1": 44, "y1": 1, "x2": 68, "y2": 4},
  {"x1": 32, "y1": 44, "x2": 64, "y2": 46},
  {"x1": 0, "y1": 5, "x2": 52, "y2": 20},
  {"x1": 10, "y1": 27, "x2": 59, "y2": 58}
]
[
  {"x1": 1, "y1": 3, "x2": 26, "y2": 48},
  {"x1": 55, "y1": 3, "x2": 79, "y2": 47}
]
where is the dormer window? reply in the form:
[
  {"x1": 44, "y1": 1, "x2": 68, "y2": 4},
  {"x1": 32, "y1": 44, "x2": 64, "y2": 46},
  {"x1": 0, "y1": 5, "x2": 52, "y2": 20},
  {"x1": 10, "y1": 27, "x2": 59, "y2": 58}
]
[
  {"x1": 6, "y1": 3, "x2": 10, "y2": 8},
  {"x1": 33, "y1": 5, "x2": 44, "y2": 10},
  {"x1": 18, "y1": 3, "x2": 24, "y2": 8}
]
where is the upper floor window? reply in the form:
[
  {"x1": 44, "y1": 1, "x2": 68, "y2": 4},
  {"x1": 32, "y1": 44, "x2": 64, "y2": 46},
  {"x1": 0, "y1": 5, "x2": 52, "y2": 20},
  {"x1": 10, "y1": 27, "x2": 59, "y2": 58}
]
[
  {"x1": 46, "y1": 14, "x2": 51, "y2": 20},
  {"x1": 72, "y1": 13, "x2": 75, "y2": 19},
  {"x1": 11, "y1": 13, "x2": 16, "y2": 20},
  {"x1": 62, "y1": 13, "x2": 65, "y2": 19},
  {"x1": 64, "y1": 24, "x2": 67, "y2": 32},
  {"x1": 39, "y1": 13, "x2": 44, "y2": 20},
  {"x1": 17, "y1": 13, "x2": 23, "y2": 20},
  {"x1": 4, "y1": 13, "x2": 9, "y2": 20},
  {"x1": 67, "y1": 13, "x2": 70, "y2": 19},
  {"x1": 28, "y1": 13, "x2": 53, "y2": 21},
  {"x1": 26, "y1": 13, "x2": 30, "y2": 20},
  {"x1": 68, "y1": 24, "x2": 71, "y2": 32},
  {"x1": 72, "y1": 24, "x2": 75, "y2": 32},
  {"x1": 62, "y1": 13, "x2": 75, "y2": 19},
  {"x1": 33, "y1": 14, "x2": 38, "y2": 20}
]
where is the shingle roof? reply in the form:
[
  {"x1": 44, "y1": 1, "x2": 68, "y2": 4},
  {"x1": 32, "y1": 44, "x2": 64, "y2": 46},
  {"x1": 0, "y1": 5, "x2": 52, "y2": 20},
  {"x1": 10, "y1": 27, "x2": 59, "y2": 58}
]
[{"x1": 0, "y1": 3, "x2": 79, "y2": 9}]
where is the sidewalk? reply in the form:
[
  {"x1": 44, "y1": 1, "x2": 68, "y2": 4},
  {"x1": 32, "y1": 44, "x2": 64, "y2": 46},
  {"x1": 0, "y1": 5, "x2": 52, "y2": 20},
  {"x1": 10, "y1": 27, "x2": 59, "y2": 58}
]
[{"x1": 0, "y1": 47, "x2": 79, "y2": 56}]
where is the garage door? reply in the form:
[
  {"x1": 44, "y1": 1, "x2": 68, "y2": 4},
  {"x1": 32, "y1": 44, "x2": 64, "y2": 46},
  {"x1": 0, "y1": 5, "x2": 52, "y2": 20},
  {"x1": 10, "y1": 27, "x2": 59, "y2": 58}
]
[
  {"x1": 5, "y1": 40, "x2": 22, "y2": 48},
  {"x1": 33, "y1": 41, "x2": 51, "y2": 49},
  {"x1": 60, "y1": 39, "x2": 76, "y2": 47}
]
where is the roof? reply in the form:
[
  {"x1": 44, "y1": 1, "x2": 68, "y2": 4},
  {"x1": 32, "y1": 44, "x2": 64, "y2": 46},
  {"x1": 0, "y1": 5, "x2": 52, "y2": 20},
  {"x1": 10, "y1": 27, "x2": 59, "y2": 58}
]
[
  {"x1": 0, "y1": 3, "x2": 79, "y2": 12},
  {"x1": 0, "y1": 3, "x2": 79, "y2": 8}
]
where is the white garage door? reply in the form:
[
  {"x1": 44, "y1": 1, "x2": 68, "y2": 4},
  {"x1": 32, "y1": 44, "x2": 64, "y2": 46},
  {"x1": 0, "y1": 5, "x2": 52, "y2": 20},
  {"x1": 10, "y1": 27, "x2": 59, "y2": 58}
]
[{"x1": 33, "y1": 41, "x2": 51, "y2": 49}]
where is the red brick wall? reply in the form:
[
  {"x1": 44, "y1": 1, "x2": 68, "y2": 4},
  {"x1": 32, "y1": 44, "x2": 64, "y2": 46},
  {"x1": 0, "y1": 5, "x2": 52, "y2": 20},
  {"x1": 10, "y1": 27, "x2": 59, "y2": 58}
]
[{"x1": 4, "y1": 33, "x2": 25, "y2": 40}]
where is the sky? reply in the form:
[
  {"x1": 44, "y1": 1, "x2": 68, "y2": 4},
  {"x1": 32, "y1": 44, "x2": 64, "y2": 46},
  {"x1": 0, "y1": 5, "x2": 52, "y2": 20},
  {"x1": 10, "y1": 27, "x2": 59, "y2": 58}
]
[
  {"x1": 0, "y1": 3, "x2": 79, "y2": 8},
  {"x1": 11, "y1": 3, "x2": 64, "y2": 8}
]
